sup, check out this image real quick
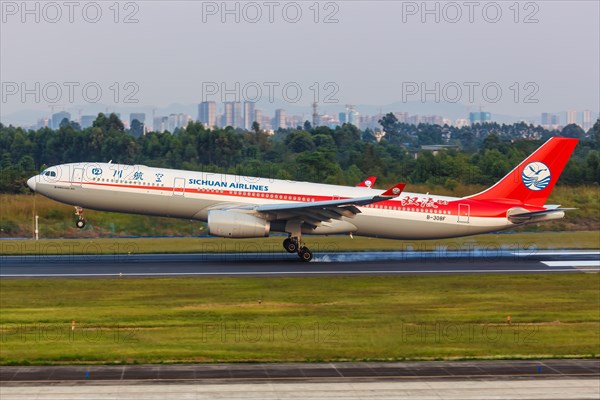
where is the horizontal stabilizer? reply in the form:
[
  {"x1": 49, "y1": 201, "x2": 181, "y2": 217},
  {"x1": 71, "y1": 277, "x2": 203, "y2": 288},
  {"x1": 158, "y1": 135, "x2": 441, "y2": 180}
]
[{"x1": 507, "y1": 208, "x2": 575, "y2": 223}]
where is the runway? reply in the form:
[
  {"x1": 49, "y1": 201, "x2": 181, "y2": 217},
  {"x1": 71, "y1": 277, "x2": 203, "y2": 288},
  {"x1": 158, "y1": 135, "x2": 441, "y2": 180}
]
[
  {"x1": 2, "y1": 359, "x2": 598, "y2": 384},
  {"x1": 2, "y1": 360, "x2": 599, "y2": 400},
  {"x1": 1, "y1": 250, "x2": 598, "y2": 278}
]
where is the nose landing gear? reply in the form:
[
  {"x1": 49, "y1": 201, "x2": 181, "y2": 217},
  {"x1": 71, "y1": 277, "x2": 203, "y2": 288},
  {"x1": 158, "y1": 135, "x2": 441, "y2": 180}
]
[{"x1": 74, "y1": 206, "x2": 86, "y2": 229}]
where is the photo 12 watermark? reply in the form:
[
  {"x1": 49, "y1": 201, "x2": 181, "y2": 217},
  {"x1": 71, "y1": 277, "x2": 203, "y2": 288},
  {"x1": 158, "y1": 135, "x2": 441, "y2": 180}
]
[
  {"x1": 0, "y1": 240, "x2": 140, "y2": 263},
  {"x1": 399, "y1": 1, "x2": 540, "y2": 24},
  {"x1": 400, "y1": 81, "x2": 540, "y2": 104},
  {"x1": 200, "y1": 1, "x2": 340, "y2": 24},
  {"x1": 1, "y1": 81, "x2": 141, "y2": 105},
  {"x1": 1, "y1": 1, "x2": 141, "y2": 24},
  {"x1": 1, "y1": 323, "x2": 138, "y2": 344},
  {"x1": 201, "y1": 81, "x2": 340, "y2": 104},
  {"x1": 200, "y1": 322, "x2": 338, "y2": 343},
  {"x1": 400, "y1": 322, "x2": 539, "y2": 344}
]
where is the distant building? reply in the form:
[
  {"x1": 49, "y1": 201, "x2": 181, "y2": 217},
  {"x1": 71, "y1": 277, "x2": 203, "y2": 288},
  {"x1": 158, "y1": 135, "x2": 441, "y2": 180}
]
[
  {"x1": 36, "y1": 117, "x2": 49, "y2": 129},
  {"x1": 221, "y1": 102, "x2": 233, "y2": 127},
  {"x1": 566, "y1": 110, "x2": 577, "y2": 125},
  {"x1": 454, "y1": 118, "x2": 470, "y2": 128},
  {"x1": 582, "y1": 110, "x2": 593, "y2": 131},
  {"x1": 348, "y1": 109, "x2": 359, "y2": 127},
  {"x1": 408, "y1": 115, "x2": 423, "y2": 125},
  {"x1": 129, "y1": 113, "x2": 146, "y2": 137},
  {"x1": 274, "y1": 109, "x2": 286, "y2": 129},
  {"x1": 51, "y1": 111, "x2": 71, "y2": 129},
  {"x1": 421, "y1": 115, "x2": 444, "y2": 125},
  {"x1": 338, "y1": 112, "x2": 347, "y2": 124},
  {"x1": 254, "y1": 109, "x2": 263, "y2": 129},
  {"x1": 220, "y1": 102, "x2": 242, "y2": 128},
  {"x1": 541, "y1": 112, "x2": 551, "y2": 125},
  {"x1": 243, "y1": 102, "x2": 256, "y2": 130},
  {"x1": 319, "y1": 114, "x2": 337, "y2": 128},
  {"x1": 153, "y1": 116, "x2": 169, "y2": 132},
  {"x1": 359, "y1": 114, "x2": 383, "y2": 130},
  {"x1": 130, "y1": 113, "x2": 146, "y2": 125},
  {"x1": 198, "y1": 101, "x2": 217, "y2": 127},
  {"x1": 80, "y1": 115, "x2": 96, "y2": 129},
  {"x1": 394, "y1": 112, "x2": 408, "y2": 123},
  {"x1": 167, "y1": 113, "x2": 190, "y2": 131},
  {"x1": 233, "y1": 102, "x2": 242, "y2": 128},
  {"x1": 541, "y1": 112, "x2": 560, "y2": 128},
  {"x1": 469, "y1": 111, "x2": 491, "y2": 125}
]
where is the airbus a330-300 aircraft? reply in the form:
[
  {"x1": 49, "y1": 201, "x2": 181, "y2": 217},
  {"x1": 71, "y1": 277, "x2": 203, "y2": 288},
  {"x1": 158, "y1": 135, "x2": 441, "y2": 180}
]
[{"x1": 27, "y1": 137, "x2": 578, "y2": 261}]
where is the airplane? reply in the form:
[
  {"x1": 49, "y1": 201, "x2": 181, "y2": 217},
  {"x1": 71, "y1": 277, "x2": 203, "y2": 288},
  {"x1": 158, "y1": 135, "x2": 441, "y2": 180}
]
[
  {"x1": 27, "y1": 137, "x2": 578, "y2": 261},
  {"x1": 357, "y1": 176, "x2": 377, "y2": 188}
]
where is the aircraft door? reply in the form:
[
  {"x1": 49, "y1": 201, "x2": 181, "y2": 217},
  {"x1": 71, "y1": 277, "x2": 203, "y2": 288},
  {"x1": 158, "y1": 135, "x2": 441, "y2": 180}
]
[
  {"x1": 458, "y1": 204, "x2": 470, "y2": 223},
  {"x1": 72, "y1": 168, "x2": 83, "y2": 187},
  {"x1": 173, "y1": 177, "x2": 185, "y2": 196}
]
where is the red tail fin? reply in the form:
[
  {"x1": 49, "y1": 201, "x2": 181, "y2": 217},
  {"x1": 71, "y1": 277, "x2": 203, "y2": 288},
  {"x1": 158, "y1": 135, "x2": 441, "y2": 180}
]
[{"x1": 467, "y1": 137, "x2": 578, "y2": 207}]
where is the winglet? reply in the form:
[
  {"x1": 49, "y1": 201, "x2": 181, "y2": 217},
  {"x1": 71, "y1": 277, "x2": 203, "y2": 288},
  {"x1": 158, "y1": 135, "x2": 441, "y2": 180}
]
[
  {"x1": 381, "y1": 182, "x2": 406, "y2": 197},
  {"x1": 357, "y1": 176, "x2": 377, "y2": 188}
]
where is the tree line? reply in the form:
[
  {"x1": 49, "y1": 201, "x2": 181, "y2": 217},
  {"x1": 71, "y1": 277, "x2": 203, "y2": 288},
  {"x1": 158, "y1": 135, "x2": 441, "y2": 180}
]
[{"x1": 0, "y1": 113, "x2": 598, "y2": 194}]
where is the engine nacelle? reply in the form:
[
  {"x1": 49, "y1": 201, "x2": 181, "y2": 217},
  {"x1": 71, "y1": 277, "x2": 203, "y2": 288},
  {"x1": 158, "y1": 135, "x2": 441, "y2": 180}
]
[{"x1": 208, "y1": 210, "x2": 270, "y2": 238}]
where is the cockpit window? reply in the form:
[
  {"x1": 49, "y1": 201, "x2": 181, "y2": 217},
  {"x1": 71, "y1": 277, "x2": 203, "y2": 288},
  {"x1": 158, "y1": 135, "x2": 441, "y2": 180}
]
[{"x1": 43, "y1": 171, "x2": 57, "y2": 177}]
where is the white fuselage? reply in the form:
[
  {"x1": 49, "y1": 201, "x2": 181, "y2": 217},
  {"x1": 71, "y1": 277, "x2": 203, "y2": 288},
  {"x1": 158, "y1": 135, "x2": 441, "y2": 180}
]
[{"x1": 29, "y1": 162, "x2": 520, "y2": 240}]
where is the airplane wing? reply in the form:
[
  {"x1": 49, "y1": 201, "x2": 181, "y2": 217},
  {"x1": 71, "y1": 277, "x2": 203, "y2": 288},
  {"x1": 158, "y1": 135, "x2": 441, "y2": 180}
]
[
  {"x1": 254, "y1": 182, "x2": 405, "y2": 227},
  {"x1": 224, "y1": 182, "x2": 405, "y2": 228}
]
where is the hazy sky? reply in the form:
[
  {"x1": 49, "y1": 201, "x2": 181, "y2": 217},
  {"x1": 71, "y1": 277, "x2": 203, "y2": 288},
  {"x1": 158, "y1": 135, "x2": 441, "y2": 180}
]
[{"x1": 1, "y1": 0, "x2": 599, "y2": 122}]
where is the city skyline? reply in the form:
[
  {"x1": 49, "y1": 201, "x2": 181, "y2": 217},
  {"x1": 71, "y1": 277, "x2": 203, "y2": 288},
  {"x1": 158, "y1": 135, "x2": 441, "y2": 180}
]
[{"x1": 34, "y1": 101, "x2": 598, "y2": 134}]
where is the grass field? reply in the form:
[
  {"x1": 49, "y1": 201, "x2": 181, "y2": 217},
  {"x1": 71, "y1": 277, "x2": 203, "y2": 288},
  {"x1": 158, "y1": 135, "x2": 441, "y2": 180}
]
[
  {"x1": 1, "y1": 231, "x2": 599, "y2": 255},
  {"x1": 0, "y1": 274, "x2": 598, "y2": 365}
]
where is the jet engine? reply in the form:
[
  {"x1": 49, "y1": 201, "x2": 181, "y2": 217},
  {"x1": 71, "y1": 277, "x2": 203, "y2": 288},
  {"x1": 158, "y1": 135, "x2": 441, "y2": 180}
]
[{"x1": 208, "y1": 210, "x2": 270, "y2": 238}]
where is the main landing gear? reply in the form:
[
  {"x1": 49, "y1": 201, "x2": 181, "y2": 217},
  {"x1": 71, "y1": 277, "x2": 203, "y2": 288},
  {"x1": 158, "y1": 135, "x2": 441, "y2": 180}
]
[
  {"x1": 74, "y1": 206, "x2": 86, "y2": 229},
  {"x1": 283, "y1": 236, "x2": 313, "y2": 262}
]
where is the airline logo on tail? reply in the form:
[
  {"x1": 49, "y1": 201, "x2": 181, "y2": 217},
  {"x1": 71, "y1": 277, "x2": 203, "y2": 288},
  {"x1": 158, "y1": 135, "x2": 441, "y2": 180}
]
[{"x1": 522, "y1": 162, "x2": 551, "y2": 191}]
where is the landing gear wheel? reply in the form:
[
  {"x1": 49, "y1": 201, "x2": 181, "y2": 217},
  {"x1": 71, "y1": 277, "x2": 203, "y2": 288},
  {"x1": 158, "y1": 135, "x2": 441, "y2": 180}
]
[
  {"x1": 74, "y1": 206, "x2": 85, "y2": 229},
  {"x1": 298, "y1": 247, "x2": 313, "y2": 262},
  {"x1": 283, "y1": 238, "x2": 298, "y2": 253}
]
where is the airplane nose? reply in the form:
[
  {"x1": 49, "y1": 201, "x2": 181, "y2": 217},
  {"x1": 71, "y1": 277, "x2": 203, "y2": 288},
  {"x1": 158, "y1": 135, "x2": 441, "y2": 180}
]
[{"x1": 27, "y1": 176, "x2": 37, "y2": 191}]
